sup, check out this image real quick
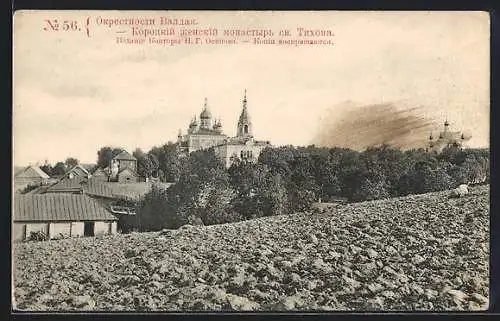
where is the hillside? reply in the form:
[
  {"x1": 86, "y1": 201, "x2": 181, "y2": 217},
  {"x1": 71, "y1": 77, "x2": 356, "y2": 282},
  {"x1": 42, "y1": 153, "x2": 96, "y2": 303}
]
[{"x1": 12, "y1": 185, "x2": 489, "y2": 311}]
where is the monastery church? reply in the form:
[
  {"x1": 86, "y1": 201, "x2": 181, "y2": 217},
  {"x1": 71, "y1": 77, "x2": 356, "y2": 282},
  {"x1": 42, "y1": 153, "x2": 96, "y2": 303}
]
[
  {"x1": 177, "y1": 90, "x2": 271, "y2": 167},
  {"x1": 426, "y1": 120, "x2": 470, "y2": 153}
]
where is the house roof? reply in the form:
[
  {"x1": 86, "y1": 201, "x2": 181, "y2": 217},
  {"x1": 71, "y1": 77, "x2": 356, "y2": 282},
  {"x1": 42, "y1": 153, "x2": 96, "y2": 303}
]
[
  {"x1": 46, "y1": 177, "x2": 86, "y2": 193},
  {"x1": 113, "y1": 151, "x2": 137, "y2": 161},
  {"x1": 14, "y1": 165, "x2": 50, "y2": 179},
  {"x1": 83, "y1": 180, "x2": 115, "y2": 198},
  {"x1": 80, "y1": 163, "x2": 96, "y2": 172},
  {"x1": 118, "y1": 167, "x2": 138, "y2": 176},
  {"x1": 62, "y1": 164, "x2": 90, "y2": 179},
  {"x1": 13, "y1": 194, "x2": 118, "y2": 222},
  {"x1": 92, "y1": 167, "x2": 108, "y2": 176},
  {"x1": 103, "y1": 182, "x2": 172, "y2": 200},
  {"x1": 45, "y1": 178, "x2": 115, "y2": 199}
]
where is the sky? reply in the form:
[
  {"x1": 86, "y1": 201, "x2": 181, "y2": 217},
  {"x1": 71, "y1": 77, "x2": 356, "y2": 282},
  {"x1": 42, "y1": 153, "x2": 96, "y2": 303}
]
[{"x1": 13, "y1": 11, "x2": 490, "y2": 166}]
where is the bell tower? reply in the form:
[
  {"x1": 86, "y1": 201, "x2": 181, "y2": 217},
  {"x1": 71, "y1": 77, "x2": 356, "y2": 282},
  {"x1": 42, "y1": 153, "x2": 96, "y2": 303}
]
[{"x1": 237, "y1": 89, "x2": 253, "y2": 139}]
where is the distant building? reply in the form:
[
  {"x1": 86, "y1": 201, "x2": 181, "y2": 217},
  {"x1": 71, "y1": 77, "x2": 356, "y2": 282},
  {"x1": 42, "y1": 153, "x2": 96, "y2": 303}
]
[
  {"x1": 110, "y1": 150, "x2": 138, "y2": 182},
  {"x1": 427, "y1": 120, "x2": 470, "y2": 153},
  {"x1": 14, "y1": 165, "x2": 50, "y2": 192},
  {"x1": 90, "y1": 167, "x2": 109, "y2": 182},
  {"x1": 61, "y1": 164, "x2": 91, "y2": 181},
  {"x1": 177, "y1": 90, "x2": 271, "y2": 167},
  {"x1": 177, "y1": 97, "x2": 228, "y2": 154},
  {"x1": 88, "y1": 150, "x2": 139, "y2": 183},
  {"x1": 13, "y1": 194, "x2": 118, "y2": 242}
]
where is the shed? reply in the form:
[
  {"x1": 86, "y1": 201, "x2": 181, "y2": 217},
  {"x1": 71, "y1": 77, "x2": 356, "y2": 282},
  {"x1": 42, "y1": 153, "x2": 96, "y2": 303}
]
[
  {"x1": 117, "y1": 167, "x2": 138, "y2": 183},
  {"x1": 13, "y1": 194, "x2": 118, "y2": 242}
]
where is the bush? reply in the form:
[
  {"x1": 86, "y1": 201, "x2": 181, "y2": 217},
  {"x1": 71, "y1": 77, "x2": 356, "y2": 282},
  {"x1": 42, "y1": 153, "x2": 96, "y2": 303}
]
[{"x1": 28, "y1": 231, "x2": 48, "y2": 242}]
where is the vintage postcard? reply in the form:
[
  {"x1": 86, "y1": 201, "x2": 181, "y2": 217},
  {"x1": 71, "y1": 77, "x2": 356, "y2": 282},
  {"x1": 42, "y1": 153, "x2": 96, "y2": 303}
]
[{"x1": 12, "y1": 11, "x2": 490, "y2": 312}]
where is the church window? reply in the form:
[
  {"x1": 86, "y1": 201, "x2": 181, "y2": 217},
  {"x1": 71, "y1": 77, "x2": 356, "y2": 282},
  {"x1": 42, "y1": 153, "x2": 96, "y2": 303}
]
[{"x1": 244, "y1": 125, "x2": 248, "y2": 134}]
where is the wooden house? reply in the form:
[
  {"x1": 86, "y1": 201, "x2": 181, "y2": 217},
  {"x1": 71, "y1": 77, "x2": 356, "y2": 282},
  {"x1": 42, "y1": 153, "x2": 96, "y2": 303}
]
[
  {"x1": 62, "y1": 164, "x2": 91, "y2": 180},
  {"x1": 117, "y1": 167, "x2": 138, "y2": 183},
  {"x1": 13, "y1": 194, "x2": 118, "y2": 242},
  {"x1": 14, "y1": 165, "x2": 50, "y2": 192},
  {"x1": 90, "y1": 167, "x2": 109, "y2": 182}
]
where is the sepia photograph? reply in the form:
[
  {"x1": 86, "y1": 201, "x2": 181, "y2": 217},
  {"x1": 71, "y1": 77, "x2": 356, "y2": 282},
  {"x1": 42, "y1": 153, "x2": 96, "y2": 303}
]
[{"x1": 12, "y1": 10, "x2": 490, "y2": 311}]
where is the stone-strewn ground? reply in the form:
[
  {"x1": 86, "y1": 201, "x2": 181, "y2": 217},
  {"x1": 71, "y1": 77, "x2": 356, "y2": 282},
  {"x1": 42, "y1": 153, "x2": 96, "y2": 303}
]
[{"x1": 13, "y1": 185, "x2": 489, "y2": 311}]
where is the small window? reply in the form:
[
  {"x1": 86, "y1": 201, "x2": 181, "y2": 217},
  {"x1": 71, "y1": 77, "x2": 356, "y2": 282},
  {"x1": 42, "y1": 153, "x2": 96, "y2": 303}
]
[{"x1": 244, "y1": 125, "x2": 248, "y2": 134}]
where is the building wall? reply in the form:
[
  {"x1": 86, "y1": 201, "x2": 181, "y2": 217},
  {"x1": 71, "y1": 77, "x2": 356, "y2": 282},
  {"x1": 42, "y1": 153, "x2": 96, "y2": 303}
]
[
  {"x1": 94, "y1": 221, "x2": 114, "y2": 235},
  {"x1": 49, "y1": 223, "x2": 71, "y2": 239},
  {"x1": 71, "y1": 222, "x2": 85, "y2": 237},
  {"x1": 13, "y1": 221, "x2": 115, "y2": 242},
  {"x1": 25, "y1": 223, "x2": 48, "y2": 236},
  {"x1": 48, "y1": 222, "x2": 85, "y2": 239},
  {"x1": 14, "y1": 178, "x2": 44, "y2": 192},
  {"x1": 111, "y1": 221, "x2": 117, "y2": 234},
  {"x1": 13, "y1": 223, "x2": 26, "y2": 242},
  {"x1": 188, "y1": 135, "x2": 227, "y2": 153},
  {"x1": 214, "y1": 143, "x2": 269, "y2": 168},
  {"x1": 119, "y1": 160, "x2": 137, "y2": 172},
  {"x1": 118, "y1": 170, "x2": 138, "y2": 183}
]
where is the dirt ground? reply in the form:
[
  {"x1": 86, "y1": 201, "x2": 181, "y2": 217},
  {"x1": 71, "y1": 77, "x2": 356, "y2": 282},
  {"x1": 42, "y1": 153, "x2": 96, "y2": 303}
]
[{"x1": 12, "y1": 185, "x2": 489, "y2": 311}]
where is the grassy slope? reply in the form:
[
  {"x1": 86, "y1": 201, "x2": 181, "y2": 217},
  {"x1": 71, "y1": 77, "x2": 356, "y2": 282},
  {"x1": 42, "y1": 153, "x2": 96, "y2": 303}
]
[{"x1": 13, "y1": 185, "x2": 489, "y2": 311}]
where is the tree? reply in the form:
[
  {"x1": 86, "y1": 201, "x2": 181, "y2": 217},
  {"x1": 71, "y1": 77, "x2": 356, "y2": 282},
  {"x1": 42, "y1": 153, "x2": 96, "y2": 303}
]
[
  {"x1": 39, "y1": 164, "x2": 53, "y2": 177},
  {"x1": 133, "y1": 148, "x2": 154, "y2": 179},
  {"x1": 65, "y1": 157, "x2": 79, "y2": 168},
  {"x1": 97, "y1": 146, "x2": 125, "y2": 169},
  {"x1": 149, "y1": 142, "x2": 181, "y2": 182},
  {"x1": 52, "y1": 162, "x2": 66, "y2": 176}
]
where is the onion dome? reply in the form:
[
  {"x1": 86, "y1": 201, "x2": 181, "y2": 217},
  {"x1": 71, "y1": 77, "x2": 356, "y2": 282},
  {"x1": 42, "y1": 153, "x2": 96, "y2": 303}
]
[{"x1": 200, "y1": 97, "x2": 212, "y2": 119}]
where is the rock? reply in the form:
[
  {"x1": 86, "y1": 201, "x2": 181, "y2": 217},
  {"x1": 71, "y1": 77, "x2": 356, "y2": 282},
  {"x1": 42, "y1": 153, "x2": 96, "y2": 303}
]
[
  {"x1": 226, "y1": 294, "x2": 260, "y2": 311},
  {"x1": 450, "y1": 184, "x2": 469, "y2": 198},
  {"x1": 383, "y1": 266, "x2": 397, "y2": 275},
  {"x1": 150, "y1": 281, "x2": 162, "y2": 288},
  {"x1": 471, "y1": 293, "x2": 488, "y2": 304},
  {"x1": 72, "y1": 295, "x2": 94, "y2": 308},
  {"x1": 411, "y1": 254, "x2": 426, "y2": 265},
  {"x1": 366, "y1": 249, "x2": 378, "y2": 259},
  {"x1": 309, "y1": 234, "x2": 318, "y2": 244},
  {"x1": 381, "y1": 290, "x2": 395, "y2": 298},
  {"x1": 248, "y1": 289, "x2": 270, "y2": 301},
  {"x1": 446, "y1": 289, "x2": 469, "y2": 304},
  {"x1": 342, "y1": 275, "x2": 361, "y2": 289},
  {"x1": 397, "y1": 273, "x2": 409, "y2": 283},
  {"x1": 349, "y1": 245, "x2": 362, "y2": 255},
  {"x1": 160, "y1": 229, "x2": 176, "y2": 236},
  {"x1": 276, "y1": 295, "x2": 304, "y2": 310},
  {"x1": 385, "y1": 245, "x2": 398, "y2": 254},
  {"x1": 367, "y1": 283, "x2": 384, "y2": 293},
  {"x1": 279, "y1": 260, "x2": 293, "y2": 270},
  {"x1": 124, "y1": 249, "x2": 138, "y2": 258}
]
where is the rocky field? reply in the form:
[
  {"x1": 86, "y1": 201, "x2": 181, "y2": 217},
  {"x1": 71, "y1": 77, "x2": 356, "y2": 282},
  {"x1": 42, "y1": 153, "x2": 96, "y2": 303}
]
[{"x1": 12, "y1": 185, "x2": 490, "y2": 311}]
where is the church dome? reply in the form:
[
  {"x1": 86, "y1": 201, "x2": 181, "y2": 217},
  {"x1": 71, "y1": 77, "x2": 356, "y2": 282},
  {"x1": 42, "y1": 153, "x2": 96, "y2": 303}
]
[
  {"x1": 200, "y1": 108, "x2": 212, "y2": 119},
  {"x1": 200, "y1": 97, "x2": 212, "y2": 119}
]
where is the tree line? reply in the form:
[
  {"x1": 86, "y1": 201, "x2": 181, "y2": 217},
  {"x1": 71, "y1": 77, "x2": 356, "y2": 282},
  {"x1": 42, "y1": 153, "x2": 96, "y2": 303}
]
[{"x1": 128, "y1": 144, "x2": 489, "y2": 232}]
